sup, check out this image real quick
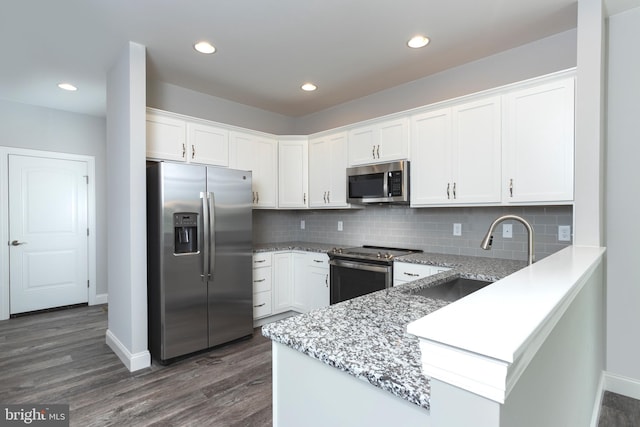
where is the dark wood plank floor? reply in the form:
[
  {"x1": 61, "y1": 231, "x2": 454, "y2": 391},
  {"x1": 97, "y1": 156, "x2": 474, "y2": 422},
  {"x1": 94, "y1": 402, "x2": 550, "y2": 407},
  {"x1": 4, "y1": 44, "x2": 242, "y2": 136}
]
[{"x1": 0, "y1": 305, "x2": 272, "y2": 427}]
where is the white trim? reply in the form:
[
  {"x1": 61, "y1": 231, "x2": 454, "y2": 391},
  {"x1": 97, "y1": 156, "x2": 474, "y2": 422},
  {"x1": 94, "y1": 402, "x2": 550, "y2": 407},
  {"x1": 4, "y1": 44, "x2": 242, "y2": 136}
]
[
  {"x1": 604, "y1": 371, "x2": 640, "y2": 400},
  {"x1": 105, "y1": 329, "x2": 151, "y2": 372},
  {"x1": 94, "y1": 293, "x2": 108, "y2": 305},
  {"x1": 590, "y1": 372, "x2": 606, "y2": 427},
  {"x1": 0, "y1": 146, "x2": 97, "y2": 319}
]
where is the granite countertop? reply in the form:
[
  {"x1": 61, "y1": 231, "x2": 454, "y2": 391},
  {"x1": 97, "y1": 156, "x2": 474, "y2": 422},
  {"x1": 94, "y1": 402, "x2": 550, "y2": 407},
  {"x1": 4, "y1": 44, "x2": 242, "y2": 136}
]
[
  {"x1": 253, "y1": 241, "x2": 336, "y2": 254},
  {"x1": 261, "y1": 247, "x2": 526, "y2": 411}
]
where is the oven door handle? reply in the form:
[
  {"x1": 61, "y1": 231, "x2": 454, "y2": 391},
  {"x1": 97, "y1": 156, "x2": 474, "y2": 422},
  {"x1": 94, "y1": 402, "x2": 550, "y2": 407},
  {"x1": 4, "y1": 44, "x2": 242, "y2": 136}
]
[{"x1": 329, "y1": 259, "x2": 391, "y2": 273}]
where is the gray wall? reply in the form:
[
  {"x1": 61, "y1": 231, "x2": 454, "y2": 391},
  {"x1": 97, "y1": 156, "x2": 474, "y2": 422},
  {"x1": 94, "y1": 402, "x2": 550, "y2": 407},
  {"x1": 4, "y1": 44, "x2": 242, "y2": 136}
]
[
  {"x1": 606, "y1": 6, "x2": 640, "y2": 383},
  {"x1": 293, "y1": 29, "x2": 577, "y2": 135},
  {"x1": 146, "y1": 80, "x2": 296, "y2": 135},
  {"x1": 0, "y1": 99, "x2": 108, "y2": 295},
  {"x1": 254, "y1": 205, "x2": 573, "y2": 262}
]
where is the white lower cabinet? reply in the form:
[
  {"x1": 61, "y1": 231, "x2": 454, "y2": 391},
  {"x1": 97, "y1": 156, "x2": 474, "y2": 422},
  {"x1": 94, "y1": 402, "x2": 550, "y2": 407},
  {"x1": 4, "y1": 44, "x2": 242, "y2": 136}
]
[
  {"x1": 273, "y1": 252, "x2": 294, "y2": 314},
  {"x1": 293, "y1": 252, "x2": 330, "y2": 313},
  {"x1": 252, "y1": 252, "x2": 273, "y2": 319},
  {"x1": 393, "y1": 262, "x2": 451, "y2": 286}
]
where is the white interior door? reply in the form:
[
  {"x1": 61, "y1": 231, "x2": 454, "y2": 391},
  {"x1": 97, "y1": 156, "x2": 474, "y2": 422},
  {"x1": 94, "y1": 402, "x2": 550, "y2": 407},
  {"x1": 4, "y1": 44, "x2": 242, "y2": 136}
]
[{"x1": 8, "y1": 155, "x2": 89, "y2": 314}]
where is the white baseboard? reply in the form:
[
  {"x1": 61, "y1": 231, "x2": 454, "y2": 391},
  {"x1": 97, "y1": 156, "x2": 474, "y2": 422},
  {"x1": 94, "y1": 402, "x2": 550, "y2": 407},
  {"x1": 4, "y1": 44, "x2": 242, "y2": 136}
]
[
  {"x1": 604, "y1": 371, "x2": 640, "y2": 400},
  {"x1": 105, "y1": 329, "x2": 151, "y2": 372},
  {"x1": 93, "y1": 293, "x2": 108, "y2": 305}
]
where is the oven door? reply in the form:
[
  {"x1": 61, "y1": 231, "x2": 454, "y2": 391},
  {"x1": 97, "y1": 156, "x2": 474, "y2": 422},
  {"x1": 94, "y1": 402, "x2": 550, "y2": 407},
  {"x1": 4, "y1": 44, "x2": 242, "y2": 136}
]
[{"x1": 329, "y1": 258, "x2": 392, "y2": 304}]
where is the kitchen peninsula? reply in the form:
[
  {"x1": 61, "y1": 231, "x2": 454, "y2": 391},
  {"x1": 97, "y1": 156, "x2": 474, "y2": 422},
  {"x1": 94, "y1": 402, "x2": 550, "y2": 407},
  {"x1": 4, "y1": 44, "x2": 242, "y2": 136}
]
[{"x1": 262, "y1": 245, "x2": 605, "y2": 427}]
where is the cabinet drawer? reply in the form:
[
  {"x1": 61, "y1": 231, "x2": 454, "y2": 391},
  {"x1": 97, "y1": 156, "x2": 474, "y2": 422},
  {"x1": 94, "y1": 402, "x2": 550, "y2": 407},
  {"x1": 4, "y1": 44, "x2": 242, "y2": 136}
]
[
  {"x1": 253, "y1": 252, "x2": 272, "y2": 267},
  {"x1": 394, "y1": 262, "x2": 434, "y2": 282},
  {"x1": 253, "y1": 291, "x2": 272, "y2": 318},
  {"x1": 252, "y1": 267, "x2": 272, "y2": 293},
  {"x1": 306, "y1": 252, "x2": 329, "y2": 268}
]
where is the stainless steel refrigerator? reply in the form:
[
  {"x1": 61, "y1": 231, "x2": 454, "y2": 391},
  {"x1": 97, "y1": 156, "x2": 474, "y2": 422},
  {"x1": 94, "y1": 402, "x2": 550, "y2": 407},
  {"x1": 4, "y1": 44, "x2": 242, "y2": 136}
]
[{"x1": 146, "y1": 161, "x2": 253, "y2": 363}]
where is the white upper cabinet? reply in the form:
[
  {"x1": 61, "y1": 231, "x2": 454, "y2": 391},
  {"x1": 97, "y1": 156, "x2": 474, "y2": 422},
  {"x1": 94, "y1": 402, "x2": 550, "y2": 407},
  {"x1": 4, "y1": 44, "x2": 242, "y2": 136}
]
[
  {"x1": 309, "y1": 132, "x2": 349, "y2": 208},
  {"x1": 186, "y1": 122, "x2": 229, "y2": 167},
  {"x1": 502, "y1": 77, "x2": 575, "y2": 204},
  {"x1": 146, "y1": 112, "x2": 187, "y2": 162},
  {"x1": 229, "y1": 131, "x2": 278, "y2": 208},
  {"x1": 348, "y1": 117, "x2": 409, "y2": 166},
  {"x1": 146, "y1": 110, "x2": 229, "y2": 166},
  {"x1": 411, "y1": 96, "x2": 502, "y2": 206},
  {"x1": 278, "y1": 137, "x2": 308, "y2": 209}
]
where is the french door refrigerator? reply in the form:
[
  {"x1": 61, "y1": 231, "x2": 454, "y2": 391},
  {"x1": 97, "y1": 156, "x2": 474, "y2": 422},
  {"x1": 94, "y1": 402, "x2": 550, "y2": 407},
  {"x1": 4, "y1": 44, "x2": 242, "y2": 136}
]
[{"x1": 147, "y1": 161, "x2": 253, "y2": 363}]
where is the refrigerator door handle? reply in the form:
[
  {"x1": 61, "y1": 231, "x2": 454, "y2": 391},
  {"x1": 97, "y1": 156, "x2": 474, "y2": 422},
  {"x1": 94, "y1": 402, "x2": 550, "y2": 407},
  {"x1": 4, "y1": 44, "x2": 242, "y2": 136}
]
[
  {"x1": 208, "y1": 191, "x2": 216, "y2": 278},
  {"x1": 200, "y1": 192, "x2": 210, "y2": 280}
]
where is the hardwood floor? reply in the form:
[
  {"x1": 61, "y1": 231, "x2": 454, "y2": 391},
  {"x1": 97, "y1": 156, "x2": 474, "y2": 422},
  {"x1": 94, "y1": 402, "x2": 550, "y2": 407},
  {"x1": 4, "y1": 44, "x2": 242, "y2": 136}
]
[{"x1": 0, "y1": 305, "x2": 272, "y2": 426}]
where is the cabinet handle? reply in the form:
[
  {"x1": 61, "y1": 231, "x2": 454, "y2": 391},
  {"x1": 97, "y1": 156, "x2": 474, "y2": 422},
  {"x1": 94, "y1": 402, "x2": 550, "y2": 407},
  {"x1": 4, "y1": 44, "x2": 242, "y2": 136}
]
[
  {"x1": 303, "y1": 193, "x2": 306, "y2": 204},
  {"x1": 254, "y1": 303, "x2": 266, "y2": 308},
  {"x1": 509, "y1": 179, "x2": 514, "y2": 198},
  {"x1": 253, "y1": 278, "x2": 266, "y2": 283},
  {"x1": 446, "y1": 183, "x2": 450, "y2": 199},
  {"x1": 376, "y1": 145, "x2": 380, "y2": 158},
  {"x1": 252, "y1": 192, "x2": 256, "y2": 203},
  {"x1": 182, "y1": 143, "x2": 186, "y2": 159},
  {"x1": 192, "y1": 145, "x2": 195, "y2": 160},
  {"x1": 313, "y1": 259, "x2": 323, "y2": 263},
  {"x1": 254, "y1": 259, "x2": 266, "y2": 264},
  {"x1": 256, "y1": 192, "x2": 259, "y2": 204},
  {"x1": 325, "y1": 274, "x2": 328, "y2": 287},
  {"x1": 327, "y1": 191, "x2": 330, "y2": 203},
  {"x1": 323, "y1": 191, "x2": 327, "y2": 203},
  {"x1": 372, "y1": 145, "x2": 376, "y2": 159},
  {"x1": 453, "y1": 182, "x2": 457, "y2": 199},
  {"x1": 403, "y1": 272, "x2": 420, "y2": 277}
]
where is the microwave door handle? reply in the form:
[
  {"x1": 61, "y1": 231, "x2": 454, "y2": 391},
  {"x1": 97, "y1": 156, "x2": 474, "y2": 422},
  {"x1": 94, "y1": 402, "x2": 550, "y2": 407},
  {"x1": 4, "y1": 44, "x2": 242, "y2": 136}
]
[
  {"x1": 384, "y1": 172, "x2": 390, "y2": 197},
  {"x1": 200, "y1": 192, "x2": 209, "y2": 281}
]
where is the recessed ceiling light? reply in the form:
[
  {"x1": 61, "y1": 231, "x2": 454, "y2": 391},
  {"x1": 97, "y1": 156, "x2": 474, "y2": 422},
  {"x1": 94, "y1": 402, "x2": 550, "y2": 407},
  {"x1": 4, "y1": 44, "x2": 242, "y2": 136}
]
[
  {"x1": 57, "y1": 83, "x2": 77, "y2": 91},
  {"x1": 194, "y1": 41, "x2": 216, "y2": 54},
  {"x1": 301, "y1": 83, "x2": 317, "y2": 92},
  {"x1": 407, "y1": 35, "x2": 430, "y2": 49}
]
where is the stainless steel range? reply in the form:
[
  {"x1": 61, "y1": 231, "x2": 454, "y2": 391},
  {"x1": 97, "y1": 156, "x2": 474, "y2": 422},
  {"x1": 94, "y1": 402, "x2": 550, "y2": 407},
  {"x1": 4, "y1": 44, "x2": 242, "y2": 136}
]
[{"x1": 328, "y1": 245, "x2": 422, "y2": 304}]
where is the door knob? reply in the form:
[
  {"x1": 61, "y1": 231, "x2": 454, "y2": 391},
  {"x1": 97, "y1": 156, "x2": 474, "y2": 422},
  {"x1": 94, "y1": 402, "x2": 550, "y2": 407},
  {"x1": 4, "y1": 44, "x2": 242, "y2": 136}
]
[{"x1": 10, "y1": 240, "x2": 27, "y2": 246}]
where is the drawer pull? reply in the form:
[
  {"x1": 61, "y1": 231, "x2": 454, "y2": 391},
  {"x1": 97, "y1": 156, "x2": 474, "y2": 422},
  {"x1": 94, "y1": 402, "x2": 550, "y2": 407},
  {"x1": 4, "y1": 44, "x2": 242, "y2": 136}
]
[
  {"x1": 254, "y1": 259, "x2": 266, "y2": 263},
  {"x1": 254, "y1": 278, "x2": 266, "y2": 283},
  {"x1": 313, "y1": 259, "x2": 324, "y2": 263},
  {"x1": 404, "y1": 272, "x2": 420, "y2": 277},
  {"x1": 254, "y1": 303, "x2": 266, "y2": 308}
]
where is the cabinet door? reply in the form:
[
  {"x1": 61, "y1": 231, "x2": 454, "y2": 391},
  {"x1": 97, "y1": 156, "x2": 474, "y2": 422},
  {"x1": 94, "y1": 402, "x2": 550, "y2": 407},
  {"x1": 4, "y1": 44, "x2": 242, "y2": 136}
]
[
  {"x1": 146, "y1": 113, "x2": 186, "y2": 162},
  {"x1": 309, "y1": 132, "x2": 348, "y2": 208},
  {"x1": 378, "y1": 117, "x2": 409, "y2": 162},
  {"x1": 187, "y1": 122, "x2": 229, "y2": 167},
  {"x1": 348, "y1": 125, "x2": 378, "y2": 166},
  {"x1": 503, "y1": 78, "x2": 575, "y2": 203},
  {"x1": 292, "y1": 252, "x2": 308, "y2": 312},
  {"x1": 278, "y1": 138, "x2": 308, "y2": 208},
  {"x1": 452, "y1": 96, "x2": 502, "y2": 204},
  {"x1": 307, "y1": 266, "x2": 330, "y2": 311},
  {"x1": 229, "y1": 132, "x2": 278, "y2": 208},
  {"x1": 273, "y1": 253, "x2": 293, "y2": 314},
  {"x1": 410, "y1": 108, "x2": 453, "y2": 206}
]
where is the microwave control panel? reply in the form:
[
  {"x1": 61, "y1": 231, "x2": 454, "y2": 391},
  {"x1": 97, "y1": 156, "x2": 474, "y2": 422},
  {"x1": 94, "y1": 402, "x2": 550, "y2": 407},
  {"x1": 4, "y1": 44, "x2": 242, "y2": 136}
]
[{"x1": 388, "y1": 171, "x2": 403, "y2": 196}]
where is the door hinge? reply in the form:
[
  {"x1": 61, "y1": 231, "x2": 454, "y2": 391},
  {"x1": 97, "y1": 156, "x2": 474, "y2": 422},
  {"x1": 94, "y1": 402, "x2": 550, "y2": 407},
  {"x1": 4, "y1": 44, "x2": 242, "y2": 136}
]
[{"x1": 83, "y1": 175, "x2": 89, "y2": 184}]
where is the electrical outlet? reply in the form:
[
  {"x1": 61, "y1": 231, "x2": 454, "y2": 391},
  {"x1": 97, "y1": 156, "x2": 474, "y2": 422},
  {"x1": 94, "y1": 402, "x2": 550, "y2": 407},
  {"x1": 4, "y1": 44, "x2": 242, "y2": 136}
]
[
  {"x1": 503, "y1": 224, "x2": 513, "y2": 238},
  {"x1": 338, "y1": 221, "x2": 343, "y2": 231},
  {"x1": 453, "y1": 223, "x2": 462, "y2": 236},
  {"x1": 558, "y1": 225, "x2": 571, "y2": 242},
  {"x1": 300, "y1": 220, "x2": 305, "y2": 230}
]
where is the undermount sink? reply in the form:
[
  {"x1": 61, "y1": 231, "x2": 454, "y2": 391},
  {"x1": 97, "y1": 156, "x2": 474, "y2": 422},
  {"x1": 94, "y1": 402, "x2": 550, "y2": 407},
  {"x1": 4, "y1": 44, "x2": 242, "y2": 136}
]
[{"x1": 412, "y1": 277, "x2": 492, "y2": 302}]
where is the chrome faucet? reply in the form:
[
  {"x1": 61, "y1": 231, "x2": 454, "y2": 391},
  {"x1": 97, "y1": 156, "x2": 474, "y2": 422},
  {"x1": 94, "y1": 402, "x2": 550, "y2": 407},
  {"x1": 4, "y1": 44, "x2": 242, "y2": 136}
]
[{"x1": 480, "y1": 214, "x2": 535, "y2": 265}]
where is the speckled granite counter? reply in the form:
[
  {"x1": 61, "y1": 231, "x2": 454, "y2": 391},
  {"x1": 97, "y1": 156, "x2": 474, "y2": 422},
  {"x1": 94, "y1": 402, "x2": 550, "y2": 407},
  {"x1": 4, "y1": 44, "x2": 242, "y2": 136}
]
[
  {"x1": 253, "y1": 241, "x2": 335, "y2": 254},
  {"x1": 261, "y1": 248, "x2": 526, "y2": 410}
]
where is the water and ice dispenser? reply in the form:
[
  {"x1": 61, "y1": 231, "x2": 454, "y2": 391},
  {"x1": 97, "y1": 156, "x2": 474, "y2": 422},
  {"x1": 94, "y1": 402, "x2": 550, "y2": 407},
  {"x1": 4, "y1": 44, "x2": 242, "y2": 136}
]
[{"x1": 173, "y1": 213, "x2": 198, "y2": 254}]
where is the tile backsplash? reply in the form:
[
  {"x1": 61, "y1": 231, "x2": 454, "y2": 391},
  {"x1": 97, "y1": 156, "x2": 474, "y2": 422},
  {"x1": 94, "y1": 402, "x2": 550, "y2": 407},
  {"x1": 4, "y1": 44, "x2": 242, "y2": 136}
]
[{"x1": 253, "y1": 205, "x2": 573, "y2": 261}]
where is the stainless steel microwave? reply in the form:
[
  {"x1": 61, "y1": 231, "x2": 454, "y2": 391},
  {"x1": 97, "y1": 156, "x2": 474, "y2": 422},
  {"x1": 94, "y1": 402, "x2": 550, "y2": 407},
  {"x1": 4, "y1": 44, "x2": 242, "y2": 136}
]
[{"x1": 346, "y1": 160, "x2": 410, "y2": 204}]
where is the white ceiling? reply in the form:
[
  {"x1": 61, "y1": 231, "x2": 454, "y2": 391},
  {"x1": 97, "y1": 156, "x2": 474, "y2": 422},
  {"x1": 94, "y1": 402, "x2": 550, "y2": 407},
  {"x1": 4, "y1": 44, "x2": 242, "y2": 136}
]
[{"x1": 0, "y1": 1, "x2": 636, "y2": 118}]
